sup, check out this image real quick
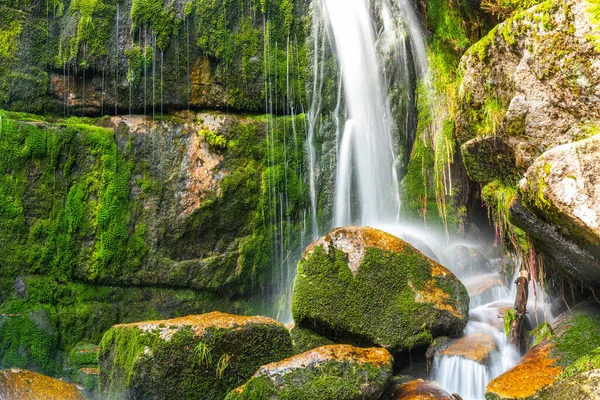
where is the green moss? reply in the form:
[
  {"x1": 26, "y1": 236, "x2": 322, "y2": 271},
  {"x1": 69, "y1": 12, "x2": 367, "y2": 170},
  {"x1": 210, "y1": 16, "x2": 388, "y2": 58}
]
[
  {"x1": 226, "y1": 357, "x2": 391, "y2": 400},
  {"x1": 99, "y1": 317, "x2": 293, "y2": 399},
  {"x1": 0, "y1": 301, "x2": 59, "y2": 375},
  {"x1": 292, "y1": 243, "x2": 469, "y2": 352},
  {"x1": 560, "y1": 346, "x2": 600, "y2": 379},
  {"x1": 131, "y1": 0, "x2": 179, "y2": 50},
  {"x1": 552, "y1": 313, "x2": 600, "y2": 367},
  {"x1": 290, "y1": 325, "x2": 333, "y2": 355},
  {"x1": 65, "y1": 0, "x2": 117, "y2": 68}
]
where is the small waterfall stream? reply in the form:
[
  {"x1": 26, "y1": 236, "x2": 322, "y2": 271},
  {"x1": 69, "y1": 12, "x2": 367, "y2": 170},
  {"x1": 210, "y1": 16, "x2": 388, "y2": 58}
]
[{"x1": 296, "y1": 0, "x2": 555, "y2": 398}]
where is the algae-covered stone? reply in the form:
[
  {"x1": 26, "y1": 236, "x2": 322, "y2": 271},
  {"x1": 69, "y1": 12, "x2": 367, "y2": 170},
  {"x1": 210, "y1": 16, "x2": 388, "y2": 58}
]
[
  {"x1": 485, "y1": 301, "x2": 600, "y2": 399},
  {"x1": 98, "y1": 312, "x2": 293, "y2": 400},
  {"x1": 0, "y1": 368, "x2": 85, "y2": 400},
  {"x1": 292, "y1": 227, "x2": 469, "y2": 352},
  {"x1": 226, "y1": 344, "x2": 393, "y2": 400},
  {"x1": 289, "y1": 324, "x2": 334, "y2": 355}
]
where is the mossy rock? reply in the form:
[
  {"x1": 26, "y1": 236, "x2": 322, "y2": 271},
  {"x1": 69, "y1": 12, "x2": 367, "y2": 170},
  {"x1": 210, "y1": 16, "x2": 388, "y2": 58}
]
[
  {"x1": 289, "y1": 324, "x2": 334, "y2": 355},
  {"x1": 533, "y1": 369, "x2": 600, "y2": 400},
  {"x1": 225, "y1": 344, "x2": 393, "y2": 400},
  {"x1": 0, "y1": 368, "x2": 85, "y2": 400},
  {"x1": 485, "y1": 300, "x2": 600, "y2": 399},
  {"x1": 98, "y1": 312, "x2": 293, "y2": 400},
  {"x1": 291, "y1": 227, "x2": 470, "y2": 353}
]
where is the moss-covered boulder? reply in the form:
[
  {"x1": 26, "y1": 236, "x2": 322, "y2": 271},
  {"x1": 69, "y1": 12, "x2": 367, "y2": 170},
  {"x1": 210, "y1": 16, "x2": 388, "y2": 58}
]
[
  {"x1": 0, "y1": 368, "x2": 85, "y2": 400},
  {"x1": 291, "y1": 227, "x2": 469, "y2": 353},
  {"x1": 98, "y1": 312, "x2": 293, "y2": 400},
  {"x1": 390, "y1": 379, "x2": 456, "y2": 400},
  {"x1": 512, "y1": 134, "x2": 600, "y2": 288},
  {"x1": 457, "y1": 0, "x2": 600, "y2": 182},
  {"x1": 485, "y1": 301, "x2": 600, "y2": 399},
  {"x1": 288, "y1": 324, "x2": 334, "y2": 355},
  {"x1": 225, "y1": 344, "x2": 393, "y2": 400}
]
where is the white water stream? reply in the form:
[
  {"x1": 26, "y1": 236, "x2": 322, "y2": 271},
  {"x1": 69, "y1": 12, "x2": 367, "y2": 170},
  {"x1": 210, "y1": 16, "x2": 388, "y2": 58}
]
[{"x1": 309, "y1": 1, "x2": 554, "y2": 398}]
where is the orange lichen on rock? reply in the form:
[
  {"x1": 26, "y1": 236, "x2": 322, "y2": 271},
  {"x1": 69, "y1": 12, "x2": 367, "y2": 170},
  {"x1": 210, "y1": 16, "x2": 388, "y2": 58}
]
[
  {"x1": 391, "y1": 379, "x2": 455, "y2": 399},
  {"x1": 303, "y1": 226, "x2": 458, "y2": 278},
  {"x1": 485, "y1": 340, "x2": 563, "y2": 399},
  {"x1": 0, "y1": 368, "x2": 85, "y2": 400},
  {"x1": 441, "y1": 333, "x2": 498, "y2": 364},
  {"x1": 413, "y1": 279, "x2": 464, "y2": 320},
  {"x1": 181, "y1": 129, "x2": 225, "y2": 215},
  {"x1": 257, "y1": 344, "x2": 393, "y2": 374},
  {"x1": 113, "y1": 311, "x2": 281, "y2": 341},
  {"x1": 303, "y1": 227, "x2": 408, "y2": 274}
]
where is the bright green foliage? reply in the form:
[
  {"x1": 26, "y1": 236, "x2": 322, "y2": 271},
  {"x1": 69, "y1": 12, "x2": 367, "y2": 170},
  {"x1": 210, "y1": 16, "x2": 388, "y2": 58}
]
[
  {"x1": 503, "y1": 309, "x2": 517, "y2": 338},
  {"x1": 199, "y1": 129, "x2": 228, "y2": 150},
  {"x1": 131, "y1": 0, "x2": 179, "y2": 49},
  {"x1": 530, "y1": 322, "x2": 553, "y2": 346}
]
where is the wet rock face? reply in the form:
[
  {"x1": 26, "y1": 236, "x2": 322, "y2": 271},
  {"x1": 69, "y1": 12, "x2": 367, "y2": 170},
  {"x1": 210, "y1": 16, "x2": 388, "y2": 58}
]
[
  {"x1": 98, "y1": 312, "x2": 293, "y2": 400},
  {"x1": 0, "y1": 368, "x2": 86, "y2": 400},
  {"x1": 512, "y1": 135, "x2": 600, "y2": 287},
  {"x1": 441, "y1": 332, "x2": 498, "y2": 365},
  {"x1": 390, "y1": 379, "x2": 457, "y2": 400},
  {"x1": 226, "y1": 344, "x2": 393, "y2": 400},
  {"x1": 1, "y1": 1, "x2": 309, "y2": 115},
  {"x1": 292, "y1": 227, "x2": 470, "y2": 353},
  {"x1": 457, "y1": 0, "x2": 600, "y2": 183}
]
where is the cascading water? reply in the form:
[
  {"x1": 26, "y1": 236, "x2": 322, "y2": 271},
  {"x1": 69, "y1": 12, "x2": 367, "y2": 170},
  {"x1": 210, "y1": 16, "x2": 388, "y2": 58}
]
[
  {"x1": 296, "y1": 1, "x2": 555, "y2": 399},
  {"x1": 324, "y1": 0, "x2": 401, "y2": 227}
]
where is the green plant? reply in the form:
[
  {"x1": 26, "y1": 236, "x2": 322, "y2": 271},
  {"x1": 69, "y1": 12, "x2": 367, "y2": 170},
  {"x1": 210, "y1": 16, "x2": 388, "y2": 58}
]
[
  {"x1": 530, "y1": 322, "x2": 553, "y2": 346},
  {"x1": 504, "y1": 309, "x2": 517, "y2": 338},
  {"x1": 193, "y1": 342, "x2": 212, "y2": 368},
  {"x1": 216, "y1": 353, "x2": 231, "y2": 378}
]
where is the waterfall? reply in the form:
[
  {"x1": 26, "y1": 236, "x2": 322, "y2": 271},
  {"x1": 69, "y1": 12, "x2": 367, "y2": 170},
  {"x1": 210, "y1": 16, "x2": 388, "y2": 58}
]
[
  {"x1": 324, "y1": 0, "x2": 401, "y2": 226},
  {"x1": 297, "y1": 1, "x2": 555, "y2": 398}
]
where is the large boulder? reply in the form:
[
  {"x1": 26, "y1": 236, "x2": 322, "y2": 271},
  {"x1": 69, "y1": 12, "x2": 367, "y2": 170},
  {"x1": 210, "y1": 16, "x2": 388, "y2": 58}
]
[
  {"x1": 98, "y1": 312, "x2": 293, "y2": 400},
  {"x1": 457, "y1": 0, "x2": 600, "y2": 183},
  {"x1": 456, "y1": 0, "x2": 600, "y2": 290},
  {"x1": 511, "y1": 134, "x2": 600, "y2": 287},
  {"x1": 291, "y1": 227, "x2": 469, "y2": 353},
  {"x1": 225, "y1": 344, "x2": 393, "y2": 400},
  {"x1": 0, "y1": 368, "x2": 85, "y2": 400},
  {"x1": 485, "y1": 301, "x2": 600, "y2": 399}
]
